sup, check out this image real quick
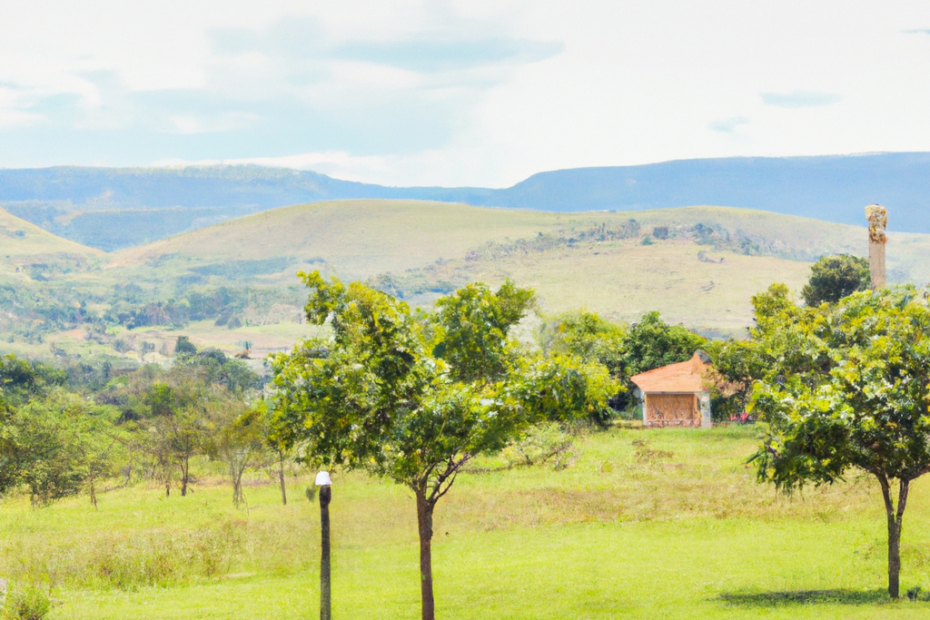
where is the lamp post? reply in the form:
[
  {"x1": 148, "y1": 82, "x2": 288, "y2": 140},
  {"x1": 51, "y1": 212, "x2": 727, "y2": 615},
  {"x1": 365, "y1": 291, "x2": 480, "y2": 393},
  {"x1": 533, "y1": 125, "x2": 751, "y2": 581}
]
[{"x1": 316, "y1": 471, "x2": 333, "y2": 620}]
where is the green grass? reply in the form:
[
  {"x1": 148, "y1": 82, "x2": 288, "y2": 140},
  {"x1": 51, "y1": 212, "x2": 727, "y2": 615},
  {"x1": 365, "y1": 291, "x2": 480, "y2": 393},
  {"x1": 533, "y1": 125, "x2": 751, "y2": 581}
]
[{"x1": 4, "y1": 426, "x2": 930, "y2": 619}]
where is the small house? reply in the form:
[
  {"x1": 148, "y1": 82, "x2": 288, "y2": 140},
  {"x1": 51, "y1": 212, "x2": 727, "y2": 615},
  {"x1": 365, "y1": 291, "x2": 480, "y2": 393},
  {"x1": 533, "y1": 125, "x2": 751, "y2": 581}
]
[{"x1": 630, "y1": 352, "x2": 712, "y2": 428}]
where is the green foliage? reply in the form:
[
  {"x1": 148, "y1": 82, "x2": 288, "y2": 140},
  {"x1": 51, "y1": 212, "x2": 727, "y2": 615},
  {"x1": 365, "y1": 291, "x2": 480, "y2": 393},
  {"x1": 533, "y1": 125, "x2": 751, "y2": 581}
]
[
  {"x1": 172, "y1": 344, "x2": 261, "y2": 394},
  {"x1": 540, "y1": 311, "x2": 626, "y2": 423},
  {"x1": 0, "y1": 355, "x2": 66, "y2": 408},
  {"x1": 270, "y1": 271, "x2": 614, "y2": 619},
  {"x1": 1, "y1": 582, "x2": 50, "y2": 620},
  {"x1": 541, "y1": 310, "x2": 706, "y2": 418},
  {"x1": 174, "y1": 336, "x2": 197, "y2": 356},
  {"x1": 542, "y1": 311, "x2": 625, "y2": 374},
  {"x1": 750, "y1": 285, "x2": 930, "y2": 488},
  {"x1": 205, "y1": 399, "x2": 265, "y2": 508},
  {"x1": 431, "y1": 280, "x2": 535, "y2": 383},
  {"x1": 0, "y1": 391, "x2": 120, "y2": 504},
  {"x1": 746, "y1": 284, "x2": 930, "y2": 597},
  {"x1": 272, "y1": 271, "x2": 613, "y2": 479},
  {"x1": 622, "y1": 312, "x2": 707, "y2": 378},
  {"x1": 801, "y1": 254, "x2": 870, "y2": 306},
  {"x1": 703, "y1": 339, "x2": 761, "y2": 421}
]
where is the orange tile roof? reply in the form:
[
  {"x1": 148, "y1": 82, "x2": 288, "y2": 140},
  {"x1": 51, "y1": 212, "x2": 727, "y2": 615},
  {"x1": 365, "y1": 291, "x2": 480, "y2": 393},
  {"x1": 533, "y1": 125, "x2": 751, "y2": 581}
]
[{"x1": 630, "y1": 353, "x2": 710, "y2": 394}]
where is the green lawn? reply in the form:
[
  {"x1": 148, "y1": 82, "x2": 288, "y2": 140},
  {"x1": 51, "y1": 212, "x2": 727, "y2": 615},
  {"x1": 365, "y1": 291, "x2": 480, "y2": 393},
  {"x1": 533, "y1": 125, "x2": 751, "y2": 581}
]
[{"x1": 3, "y1": 426, "x2": 930, "y2": 619}]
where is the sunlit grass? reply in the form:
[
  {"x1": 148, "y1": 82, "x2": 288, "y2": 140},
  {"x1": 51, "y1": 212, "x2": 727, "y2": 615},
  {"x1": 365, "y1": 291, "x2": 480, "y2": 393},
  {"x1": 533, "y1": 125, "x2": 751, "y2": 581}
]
[{"x1": 2, "y1": 426, "x2": 930, "y2": 618}]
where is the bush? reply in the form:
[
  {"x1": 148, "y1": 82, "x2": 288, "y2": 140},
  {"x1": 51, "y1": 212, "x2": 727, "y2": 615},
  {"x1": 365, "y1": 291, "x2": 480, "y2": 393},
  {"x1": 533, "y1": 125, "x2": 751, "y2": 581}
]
[{"x1": 1, "y1": 583, "x2": 50, "y2": 620}]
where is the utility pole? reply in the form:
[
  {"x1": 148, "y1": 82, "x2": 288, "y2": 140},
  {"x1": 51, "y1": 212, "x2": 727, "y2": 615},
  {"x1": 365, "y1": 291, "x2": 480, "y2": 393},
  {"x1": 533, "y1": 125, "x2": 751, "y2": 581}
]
[
  {"x1": 866, "y1": 204, "x2": 887, "y2": 290},
  {"x1": 316, "y1": 471, "x2": 333, "y2": 620}
]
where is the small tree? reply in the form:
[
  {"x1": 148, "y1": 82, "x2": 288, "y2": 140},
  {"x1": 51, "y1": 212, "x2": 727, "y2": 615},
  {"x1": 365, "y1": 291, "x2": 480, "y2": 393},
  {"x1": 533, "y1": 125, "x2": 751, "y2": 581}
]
[
  {"x1": 207, "y1": 397, "x2": 264, "y2": 508},
  {"x1": 140, "y1": 377, "x2": 210, "y2": 497},
  {"x1": 270, "y1": 273, "x2": 613, "y2": 620},
  {"x1": 749, "y1": 284, "x2": 930, "y2": 598},
  {"x1": 801, "y1": 254, "x2": 870, "y2": 306}
]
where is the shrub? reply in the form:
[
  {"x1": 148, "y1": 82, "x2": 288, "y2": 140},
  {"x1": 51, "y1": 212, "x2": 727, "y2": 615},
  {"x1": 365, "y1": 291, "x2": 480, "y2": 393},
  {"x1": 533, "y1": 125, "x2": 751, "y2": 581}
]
[{"x1": 1, "y1": 583, "x2": 51, "y2": 620}]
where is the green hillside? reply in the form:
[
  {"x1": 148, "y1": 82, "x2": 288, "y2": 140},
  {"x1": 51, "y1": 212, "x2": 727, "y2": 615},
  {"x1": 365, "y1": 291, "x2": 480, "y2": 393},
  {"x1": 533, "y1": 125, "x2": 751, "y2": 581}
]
[
  {"x1": 0, "y1": 208, "x2": 102, "y2": 286},
  {"x1": 106, "y1": 200, "x2": 930, "y2": 328},
  {"x1": 3, "y1": 199, "x2": 929, "y2": 362},
  {"x1": 0, "y1": 207, "x2": 101, "y2": 259}
]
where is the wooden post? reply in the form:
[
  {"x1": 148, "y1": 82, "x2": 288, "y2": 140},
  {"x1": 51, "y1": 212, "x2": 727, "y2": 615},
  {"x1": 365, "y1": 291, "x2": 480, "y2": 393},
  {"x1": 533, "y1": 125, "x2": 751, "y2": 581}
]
[
  {"x1": 866, "y1": 204, "x2": 887, "y2": 290},
  {"x1": 319, "y1": 485, "x2": 332, "y2": 620}
]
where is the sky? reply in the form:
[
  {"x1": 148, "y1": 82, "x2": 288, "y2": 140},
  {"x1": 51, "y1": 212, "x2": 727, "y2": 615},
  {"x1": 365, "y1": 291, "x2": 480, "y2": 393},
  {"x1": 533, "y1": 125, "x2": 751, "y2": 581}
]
[{"x1": 2, "y1": 0, "x2": 930, "y2": 187}]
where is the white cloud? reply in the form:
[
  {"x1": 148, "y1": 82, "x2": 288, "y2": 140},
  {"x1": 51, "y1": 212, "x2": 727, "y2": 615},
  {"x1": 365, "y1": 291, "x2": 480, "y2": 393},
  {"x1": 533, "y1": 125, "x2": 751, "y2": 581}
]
[
  {"x1": 3, "y1": 1, "x2": 930, "y2": 186},
  {"x1": 708, "y1": 117, "x2": 750, "y2": 134},
  {"x1": 760, "y1": 91, "x2": 842, "y2": 108}
]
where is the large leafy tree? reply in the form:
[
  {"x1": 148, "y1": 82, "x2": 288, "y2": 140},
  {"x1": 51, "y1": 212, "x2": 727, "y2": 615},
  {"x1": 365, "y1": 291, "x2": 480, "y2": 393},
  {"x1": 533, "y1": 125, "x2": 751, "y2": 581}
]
[
  {"x1": 801, "y1": 254, "x2": 870, "y2": 306},
  {"x1": 747, "y1": 284, "x2": 930, "y2": 598},
  {"x1": 269, "y1": 273, "x2": 613, "y2": 620}
]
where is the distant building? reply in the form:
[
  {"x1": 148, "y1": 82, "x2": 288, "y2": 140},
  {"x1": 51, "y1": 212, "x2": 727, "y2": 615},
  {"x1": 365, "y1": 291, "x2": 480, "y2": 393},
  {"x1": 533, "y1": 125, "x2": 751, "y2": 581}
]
[{"x1": 630, "y1": 352, "x2": 712, "y2": 428}]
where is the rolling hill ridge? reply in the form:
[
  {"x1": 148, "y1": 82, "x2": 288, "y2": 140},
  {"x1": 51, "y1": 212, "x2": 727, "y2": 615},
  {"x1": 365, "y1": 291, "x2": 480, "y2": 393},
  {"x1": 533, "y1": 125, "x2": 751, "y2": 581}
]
[
  {"x1": 3, "y1": 152, "x2": 930, "y2": 250},
  {"x1": 2, "y1": 199, "x2": 929, "y2": 363}
]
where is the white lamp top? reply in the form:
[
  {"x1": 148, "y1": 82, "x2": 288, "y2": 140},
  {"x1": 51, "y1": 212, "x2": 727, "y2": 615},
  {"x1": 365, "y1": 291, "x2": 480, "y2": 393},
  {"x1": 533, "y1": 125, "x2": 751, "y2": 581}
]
[{"x1": 315, "y1": 471, "x2": 332, "y2": 486}]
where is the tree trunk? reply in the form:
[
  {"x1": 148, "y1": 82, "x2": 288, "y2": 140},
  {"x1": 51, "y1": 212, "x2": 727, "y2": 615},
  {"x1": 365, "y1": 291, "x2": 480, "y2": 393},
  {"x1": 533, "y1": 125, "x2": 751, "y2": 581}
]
[
  {"x1": 125, "y1": 447, "x2": 133, "y2": 486},
  {"x1": 180, "y1": 456, "x2": 189, "y2": 497},
  {"x1": 230, "y1": 459, "x2": 244, "y2": 508},
  {"x1": 278, "y1": 454, "x2": 287, "y2": 506},
  {"x1": 878, "y1": 476, "x2": 910, "y2": 599},
  {"x1": 415, "y1": 488, "x2": 436, "y2": 620}
]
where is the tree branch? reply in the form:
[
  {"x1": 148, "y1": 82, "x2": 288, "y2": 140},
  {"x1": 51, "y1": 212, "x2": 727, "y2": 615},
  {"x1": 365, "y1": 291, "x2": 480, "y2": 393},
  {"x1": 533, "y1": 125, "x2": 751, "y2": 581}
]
[{"x1": 427, "y1": 454, "x2": 473, "y2": 505}]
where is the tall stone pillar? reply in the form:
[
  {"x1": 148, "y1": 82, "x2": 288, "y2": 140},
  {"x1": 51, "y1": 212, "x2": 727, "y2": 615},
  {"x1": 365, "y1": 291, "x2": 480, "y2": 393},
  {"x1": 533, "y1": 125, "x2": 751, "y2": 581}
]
[{"x1": 866, "y1": 204, "x2": 887, "y2": 290}]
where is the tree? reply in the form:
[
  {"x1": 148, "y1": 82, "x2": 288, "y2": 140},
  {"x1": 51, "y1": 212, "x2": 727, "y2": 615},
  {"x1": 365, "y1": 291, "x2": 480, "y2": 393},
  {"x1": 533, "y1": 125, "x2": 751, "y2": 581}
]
[
  {"x1": 207, "y1": 397, "x2": 264, "y2": 508},
  {"x1": 250, "y1": 401, "x2": 292, "y2": 505},
  {"x1": 0, "y1": 390, "x2": 119, "y2": 506},
  {"x1": 541, "y1": 311, "x2": 626, "y2": 422},
  {"x1": 269, "y1": 273, "x2": 614, "y2": 620},
  {"x1": 621, "y1": 311, "x2": 707, "y2": 378},
  {"x1": 747, "y1": 284, "x2": 930, "y2": 598},
  {"x1": 174, "y1": 336, "x2": 198, "y2": 356},
  {"x1": 801, "y1": 254, "x2": 870, "y2": 306},
  {"x1": 139, "y1": 376, "x2": 211, "y2": 497}
]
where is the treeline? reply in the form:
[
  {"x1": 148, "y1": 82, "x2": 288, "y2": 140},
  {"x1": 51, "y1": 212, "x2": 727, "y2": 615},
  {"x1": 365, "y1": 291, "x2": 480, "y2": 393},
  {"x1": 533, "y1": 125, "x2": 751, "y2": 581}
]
[
  {"x1": 0, "y1": 309, "x2": 718, "y2": 512},
  {"x1": 0, "y1": 340, "x2": 288, "y2": 509},
  {"x1": 540, "y1": 310, "x2": 709, "y2": 421},
  {"x1": 3, "y1": 255, "x2": 866, "y2": 506},
  {"x1": 2, "y1": 281, "x2": 304, "y2": 343}
]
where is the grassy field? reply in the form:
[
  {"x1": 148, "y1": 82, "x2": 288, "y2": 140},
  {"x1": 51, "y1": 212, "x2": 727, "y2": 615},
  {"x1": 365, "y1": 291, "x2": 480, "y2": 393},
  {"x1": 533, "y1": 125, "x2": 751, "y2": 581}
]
[{"x1": 4, "y1": 426, "x2": 930, "y2": 619}]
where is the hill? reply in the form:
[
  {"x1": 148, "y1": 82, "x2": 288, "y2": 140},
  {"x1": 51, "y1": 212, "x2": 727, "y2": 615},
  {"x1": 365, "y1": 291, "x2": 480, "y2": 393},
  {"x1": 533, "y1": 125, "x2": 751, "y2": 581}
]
[
  {"x1": 106, "y1": 200, "x2": 930, "y2": 332},
  {"x1": 3, "y1": 152, "x2": 930, "y2": 250},
  {"x1": 4, "y1": 199, "x2": 929, "y2": 363},
  {"x1": 0, "y1": 207, "x2": 101, "y2": 259},
  {"x1": 0, "y1": 207, "x2": 102, "y2": 283}
]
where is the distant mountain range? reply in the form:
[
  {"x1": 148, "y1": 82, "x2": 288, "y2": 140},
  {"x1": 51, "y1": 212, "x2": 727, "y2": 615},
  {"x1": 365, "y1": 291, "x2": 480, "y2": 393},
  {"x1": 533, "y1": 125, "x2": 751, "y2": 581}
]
[{"x1": 2, "y1": 152, "x2": 929, "y2": 250}]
